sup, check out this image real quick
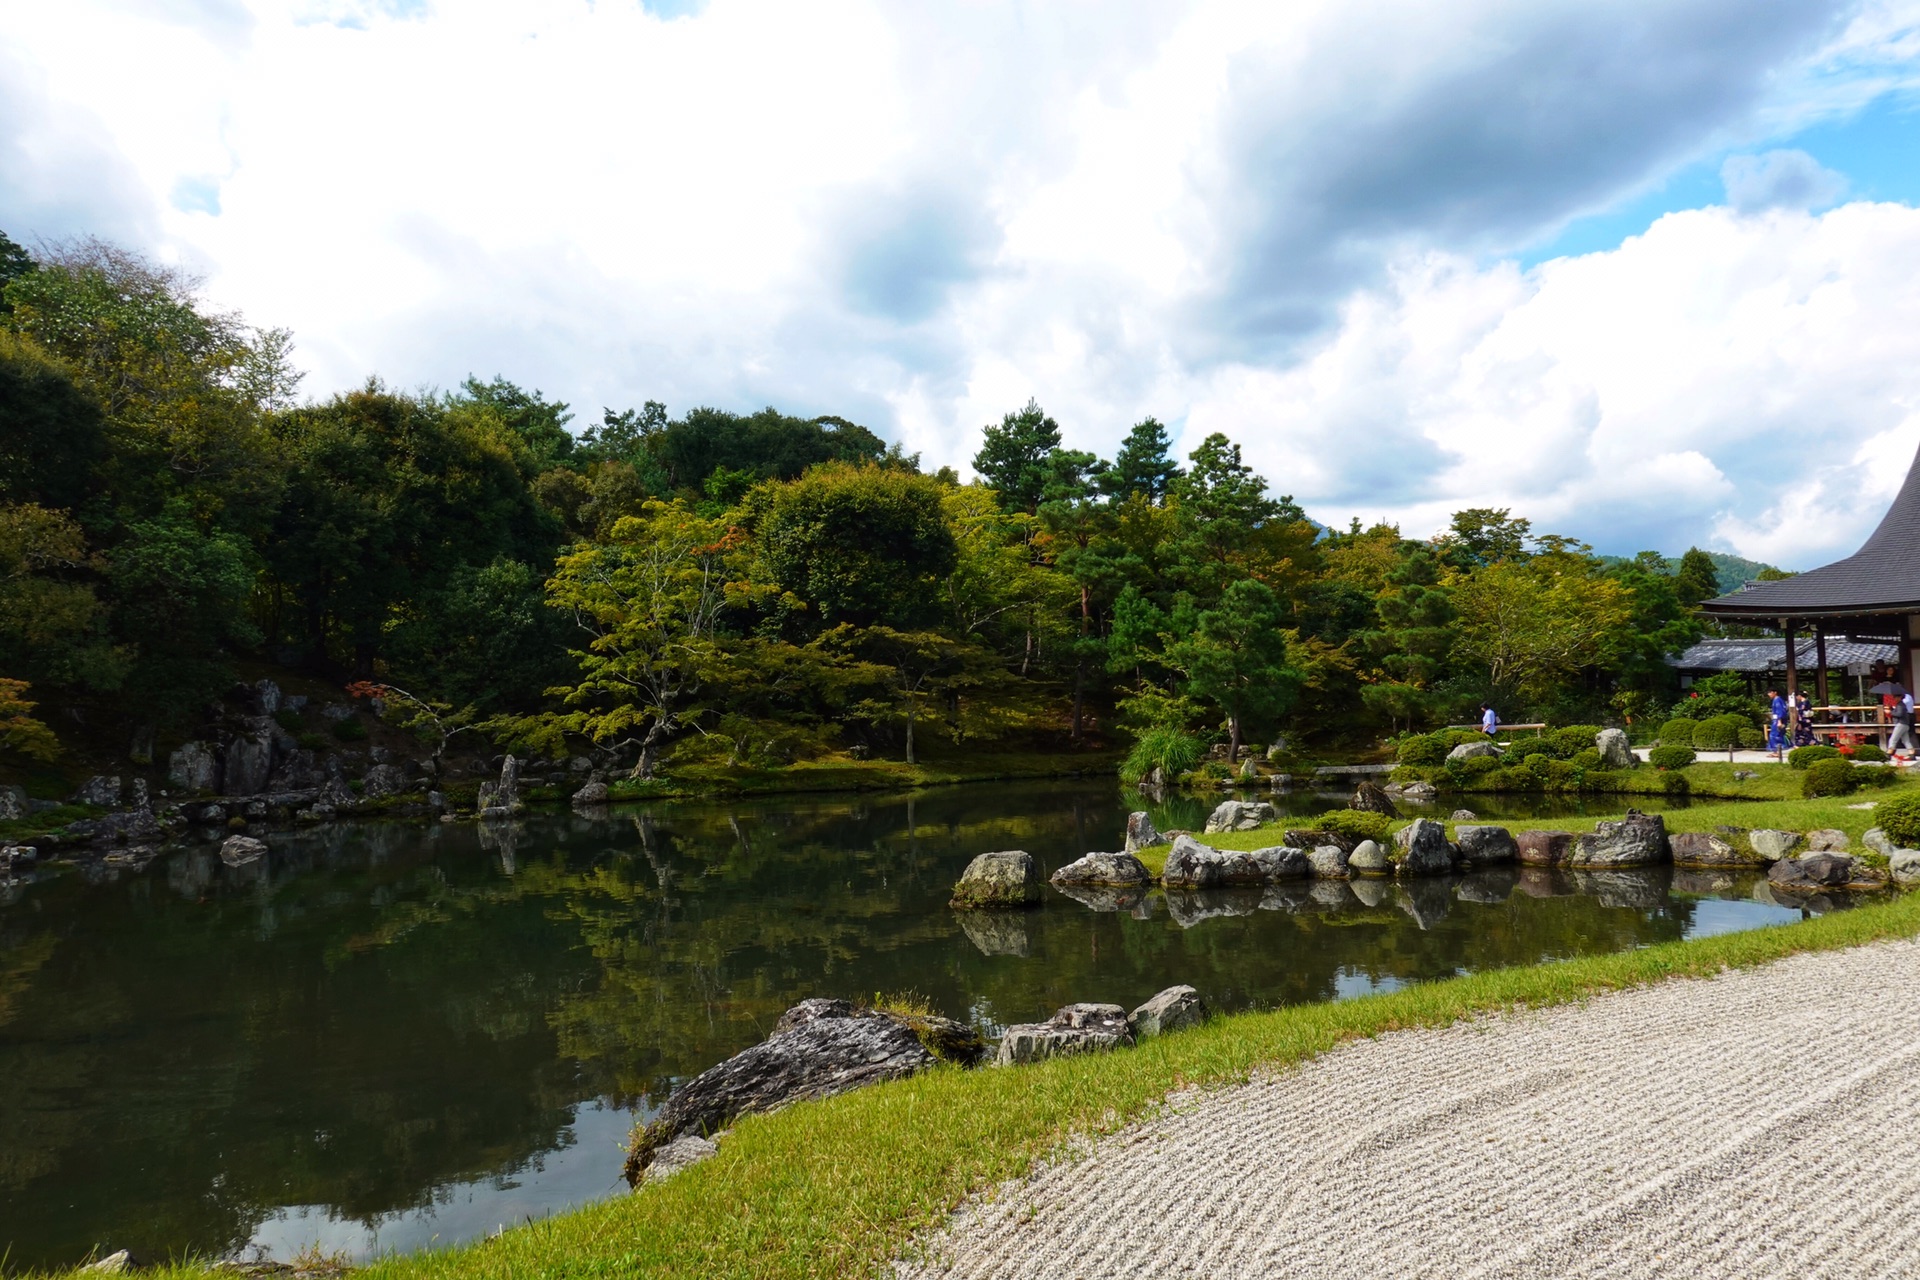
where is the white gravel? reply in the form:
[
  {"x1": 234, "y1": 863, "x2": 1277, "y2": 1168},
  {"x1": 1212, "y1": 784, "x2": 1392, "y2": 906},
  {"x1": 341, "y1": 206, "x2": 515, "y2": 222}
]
[{"x1": 899, "y1": 939, "x2": 1920, "y2": 1280}]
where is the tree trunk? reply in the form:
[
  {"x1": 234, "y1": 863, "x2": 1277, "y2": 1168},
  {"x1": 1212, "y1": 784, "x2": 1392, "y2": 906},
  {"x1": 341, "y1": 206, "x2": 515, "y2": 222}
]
[
  {"x1": 904, "y1": 709, "x2": 916, "y2": 765},
  {"x1": 1228, "y1": 714, "x2": 1242, "y2": 764},
  {"x1": 632, "y1": 722, "x2": 668, "y2": 780}
]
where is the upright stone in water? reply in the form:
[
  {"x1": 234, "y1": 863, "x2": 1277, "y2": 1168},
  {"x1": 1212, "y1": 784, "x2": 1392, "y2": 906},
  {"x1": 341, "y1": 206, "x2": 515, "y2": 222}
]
[
  {"x1": 1051, "y1": 851, "x2": 1152, "y2": 887},
  {"x1": 1307, "y1": 844, "x2": 1351, "y2": 879},
  {"x1": 1749, "y1": 829, "x2": 1803, "y2": 860},
  {"x1": 1595, "y1": 728, "x2": 1635, "y2": 770},
  {"x1": 1124, "y1": 811, "x2": 1167, "y2": 853},
  {"x1": 1349, "y1": 781, "x2": 1400, "y2": 817},
  {"x1": 994, "y1": 1003, "x2": 1132, "y2": 1065},
  {"x1": 219, "y1": 835, "x2": 267, "y2": 866},
  {"x1": 950, "y1": 850, "x2": 1043, "y2": 907},
  {"x1": 478, "y1": 754, "x2": 522, "y2": 818},
  {"x1": 1516, "y1": 829, "x2": 1576, "y2": 866},
  {"x1": 1128, "y1": 985, "x2": 1208, "y2": 1040},
  {"x1": 1454, "y1": 825, "x2": 1517, "y2": 865},
  {"x1": 1571, "y1": 809, "x2": 1668, "y2": 867},
  {"x1": 1392, "y1": 818, "x2": 1455, "y2": 876},
  {"x1": 167, "y1": 741, "x2": 219, "y2": 793},
  {"x1": 1203, "y1": 800, "x2": 1276, "y2": 833}
]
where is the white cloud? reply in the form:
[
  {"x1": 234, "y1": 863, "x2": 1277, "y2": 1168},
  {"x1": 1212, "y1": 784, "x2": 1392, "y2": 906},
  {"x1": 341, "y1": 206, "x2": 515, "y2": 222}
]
[{"x1": 4, "y1": 0, "x2": 1920, "y2": 563}]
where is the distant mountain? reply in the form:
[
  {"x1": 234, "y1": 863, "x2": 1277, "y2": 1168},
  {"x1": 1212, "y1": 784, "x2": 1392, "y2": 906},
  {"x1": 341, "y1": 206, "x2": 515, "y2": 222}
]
[{"x1": 1595, "y1": 551, "x2": 1784, "y2": 594}]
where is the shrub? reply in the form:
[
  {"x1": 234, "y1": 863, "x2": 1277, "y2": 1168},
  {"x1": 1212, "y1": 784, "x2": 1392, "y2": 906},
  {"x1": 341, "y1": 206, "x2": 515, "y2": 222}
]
[
  {"x1": 1121, "y1": 726, "x2": 1205, "y2": 783},
  {"x1": 1314, "y1": 809, "x2": 1392, "y2": 844},
  {"x1": 1877, "y1": 791, "x2": 1920, "y2": 846},
  {"x1": 1546, "y1": 725, "x2": 1602, "y2": 758},
  {"x1": 1459, "y1": 754, "x2": 1499, "y2": 776},
  {"x1": 1657, "y1": 718, "x2": 1697, "y2": 746},
  {"x1": 1692, "y1": 714, "x2": 1746, "y2": 751},
  {"x1": 1787, "y1": 744, "x2": 1842, "y2": 770},
  {"x1": 1801, "y1": 758, "x2": 1859, "y2": 797},
  {"x1": 1647, "y1": 744, "x2": 1696, "y2": 770},
  {"x1": 1853, "y1": 743, "x2": 1889, "y2": 763},
  {"x1": 330, "y1": 717, "x2": 368, "y2": 742},
  {"x1": 1440, "y1": 729, "x2": 1486, "y2": 748},
  {"x1": 1485, "y1": 765, "x2": 1537, "y2": 791},
  {"x1": 1856, "y1": 765, "x2": 1900, "y2": 790},
  {"x1": 1571, "y1": 748, "x2": 1603, "y2": 771},
  {"x1": 1523, "y1": 752, "x2": 1554, "y2": 779},
  {"x1": 1394, "y1": 733, "x2": 1448, "y2": 766},
  {"x1": 1738, "y1": 727, "x2": 1766, "y2": 749}
]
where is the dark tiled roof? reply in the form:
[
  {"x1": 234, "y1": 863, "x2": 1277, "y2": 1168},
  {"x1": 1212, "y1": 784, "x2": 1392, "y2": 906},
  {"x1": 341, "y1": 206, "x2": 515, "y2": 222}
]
[
  {"x1": 1701, "y1": 438, "x2": 1920, "y2": 618},
  {"x1": 1667, "y1": 637, "x2": 1899, "y2": 673}
]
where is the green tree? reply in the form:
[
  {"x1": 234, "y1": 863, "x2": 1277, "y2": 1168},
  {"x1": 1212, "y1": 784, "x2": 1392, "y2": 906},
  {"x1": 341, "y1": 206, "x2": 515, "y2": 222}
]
[
  {"x1": 1451, "y1": 549, "x2": 1633, "y2": 705},
  {"x1": 1438, "y1": 507, "x2": 1532, "y2": 570},
  {"x1": 0, "y1": 331, "x2": 109, "y2": 514},
  {"x1": 0, "y1": 229, "x2": 34, "y2": 314},
  {"x1": 0, "y1": 677, "x2": 60, "y2": 760},
  {"x1": 750, "y1": 463, "x2": 957, "y2": 630},
  {"x1": 1674, "y1": 547, "x2": 1721, "y2": 607},
  {"x1": 1160, "y1": 580, "x2": 1299, "y2": 761},
  {"x1": 457, "y1": 376, "x2": 575, "y2": 469},
  {"x1": 972, "y1": 398, "x2": 1062, "y2": 514},
  {"x1": 1102, "y1": 416, "x2": 1181, "y2": 502},
  {"x1": 108, "y1": 503, "x2": 260, "y2": 722}
]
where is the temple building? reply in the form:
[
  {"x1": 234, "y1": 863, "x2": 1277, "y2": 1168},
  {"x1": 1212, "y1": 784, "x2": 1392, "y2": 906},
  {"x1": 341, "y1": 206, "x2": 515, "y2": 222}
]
[{"x1": 1698, "y1": 439, "x2": 1920, "y2": 717}]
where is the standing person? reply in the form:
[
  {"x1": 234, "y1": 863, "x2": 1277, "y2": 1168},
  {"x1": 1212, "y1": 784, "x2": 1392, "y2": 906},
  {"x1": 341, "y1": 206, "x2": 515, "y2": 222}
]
[
  {"x1": 1892, "y1": 687, "x2": 1917, "y2": 761},
  {"x1": 1793, "y1": 690, "x2": 1816, "y2": 749},
  {"x1": 1480, "y1": 702, "x2": 1499, "y2": 740},
  {"x1": 1767, "y1": 688, "x2": 1788, "y2": 758}
]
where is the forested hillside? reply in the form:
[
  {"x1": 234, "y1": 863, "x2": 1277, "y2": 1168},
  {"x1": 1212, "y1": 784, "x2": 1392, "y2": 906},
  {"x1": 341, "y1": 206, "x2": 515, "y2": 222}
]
[{"x1": 1, "y1": 233, "x2": 1721, "y2": 779}]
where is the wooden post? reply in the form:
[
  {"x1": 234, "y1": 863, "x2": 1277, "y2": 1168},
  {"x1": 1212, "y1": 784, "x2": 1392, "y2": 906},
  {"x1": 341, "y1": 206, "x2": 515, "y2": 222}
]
[{"x1": 1815, "y1": 625, "x2": 1828, "y2": 707}]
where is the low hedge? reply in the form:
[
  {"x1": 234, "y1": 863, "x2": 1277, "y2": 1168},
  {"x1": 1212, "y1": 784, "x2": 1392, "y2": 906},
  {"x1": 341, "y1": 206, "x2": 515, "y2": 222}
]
[
  {"x1": 1789, "y1": 744, "x2": 1842, "y2": 770},
  {"x1": 1802, "y1": 758, "x2": 1858, "y2": 797},
  {"x1": 1648, "y1": 744, "x2": 1696, "y2": 770}
]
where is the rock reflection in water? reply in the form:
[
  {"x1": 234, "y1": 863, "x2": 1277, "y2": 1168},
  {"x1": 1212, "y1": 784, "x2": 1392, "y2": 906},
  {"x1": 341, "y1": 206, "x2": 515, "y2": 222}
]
[
  {"x1": 1050, "y1": 882, "x2": 1147, "y2": 914},
  {"x1": 1162, "y1": 887, "x2": 1262, "y2": 928},
  {"x1": 1571, "y1": 867, "x2": 1669, "y2": 911},
  {"x1": 1349, "y1": 877, "x2": 1393, "y2": 907},
  {"x1": 1395, "y1": 880, "x2": 1453, "y2": 930},
  {"x1": 956, "y1": 910, "x2": 1032, "y2": 956},
  {"x1": 1455, "y1": 866, "x2": 1519, "y2": 905}
]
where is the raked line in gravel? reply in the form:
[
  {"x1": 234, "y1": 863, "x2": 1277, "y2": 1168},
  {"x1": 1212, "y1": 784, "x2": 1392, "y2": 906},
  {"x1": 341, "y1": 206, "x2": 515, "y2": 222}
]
[{"x1": 898, "y1": 939, "x2": 1920, "y2": 1280}]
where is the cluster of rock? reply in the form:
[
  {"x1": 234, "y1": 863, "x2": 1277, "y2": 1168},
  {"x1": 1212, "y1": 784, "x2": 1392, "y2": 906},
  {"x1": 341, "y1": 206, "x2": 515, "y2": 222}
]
[{"x1": 625, "y1": 984, "x2": 1209, "y2": 1186}]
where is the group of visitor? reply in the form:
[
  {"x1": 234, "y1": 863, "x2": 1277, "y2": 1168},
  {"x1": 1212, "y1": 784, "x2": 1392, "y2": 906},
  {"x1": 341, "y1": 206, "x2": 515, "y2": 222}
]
[{"x1": 1765, "y1": 682, "x2": 1916, "y2": 762}]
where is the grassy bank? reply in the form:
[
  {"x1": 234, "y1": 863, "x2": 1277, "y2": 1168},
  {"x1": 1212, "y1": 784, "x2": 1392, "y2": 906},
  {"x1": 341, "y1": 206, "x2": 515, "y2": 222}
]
[
  {"x1": 54, "y1": 888, "x2": 1920, "y2": 1280},
  {"x1": 588, "y1": 747, "x2": 1124, "y2": 802}
]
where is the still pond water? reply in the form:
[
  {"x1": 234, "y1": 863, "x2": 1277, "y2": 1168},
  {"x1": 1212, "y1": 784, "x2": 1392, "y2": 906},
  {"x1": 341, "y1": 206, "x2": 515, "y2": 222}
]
[{"x1": 0, "y1": 782, "x2": 1808, "y2": 1270}]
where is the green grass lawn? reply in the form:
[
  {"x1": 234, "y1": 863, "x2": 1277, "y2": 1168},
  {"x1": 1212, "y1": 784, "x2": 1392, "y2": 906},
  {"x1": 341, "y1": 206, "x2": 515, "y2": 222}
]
[{"x1": 49, "y1": 886, "x2": 1920, "y2": 1280}]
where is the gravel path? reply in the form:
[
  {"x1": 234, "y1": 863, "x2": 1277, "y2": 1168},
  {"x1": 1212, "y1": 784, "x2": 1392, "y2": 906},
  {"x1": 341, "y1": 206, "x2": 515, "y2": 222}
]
[{"x1": 899, "y1": 939, "x2": 1920, "y2": 1280}]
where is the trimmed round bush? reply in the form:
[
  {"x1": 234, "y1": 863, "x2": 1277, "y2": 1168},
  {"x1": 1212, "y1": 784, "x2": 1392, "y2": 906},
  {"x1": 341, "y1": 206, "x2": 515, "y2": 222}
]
[
  {"x1": 1658, "y1": 718, "x2": 1697, "y2": 746},
  {"x1": 1878, "y1": 792, "x2": 1920, "y2": 847},
  {"x1": 1787, "y1": 744, "x2": 1841, "y2": 770},
  {"x1": 1692, "y1": 714, "x2": 1746, "y2": 751},
  {"x1": 1395, "y1": 733, "x2": 1447, "y2": 766},
  {"x1": 1571, "y1": 748, "x2": 1603, "y2": 771},
  {"x1": 1647, "y1": 743, "x2": 1696, "y2": 770},
  {"x1": 1801, "y1": 758, "x2": 1858, "y2": 797},
  {"x1": 1852, "y1": 743, "x2": 1889, "y2": 763},
  {"x1": 1523, "y1": 752, "x2": 1554, "y2": 778},
  {"x1": 1459, "y1": 754, "x2": 1499, "y2": 776},
  {"x1": 1546, "y1": 725, "x2": 1603, "y2": 758},
  {"x1": 1738, "y1": 727, "x2": 1766, "y2": 749}
]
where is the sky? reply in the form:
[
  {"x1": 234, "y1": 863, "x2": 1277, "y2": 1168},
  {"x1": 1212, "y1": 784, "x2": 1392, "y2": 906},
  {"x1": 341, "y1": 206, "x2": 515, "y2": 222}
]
[{"x1": 7, "y1": 1, "x2": 1920, "y2": 567}]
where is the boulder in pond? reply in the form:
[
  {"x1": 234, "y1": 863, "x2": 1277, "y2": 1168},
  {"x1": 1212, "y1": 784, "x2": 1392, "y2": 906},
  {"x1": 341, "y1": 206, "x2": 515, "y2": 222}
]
[
  {"x1": 995, "y1": 1003, "x2": 1132, "y2": 1066},
  {"x1": 1391, "y1": 818, "x2": 1455, "y2": 876},
  {"x1": 1387, "y1": 780, "x2": 1438, "y2": 803},
  {"x1": 1348, "y1": 781, "x2": 1400, "y2": 817},
  {"x1": 1160, "y1": 835, "x2": 1263, "y2": 888},
  {"x1": 1347, "y1": 839, "x2": 1389, "y2": 876},
  {"x1": 625, "y1": 998, "x2": 966, "y2": 1181},
  {"x1": 1124, "y1": 811, "x2": 1167, "y2": 853},
  {"x1": 1806, "y1": 829, "x2": 1850, "y2": 852},
  {"x1": 950, "y1": 850, "x2": 1043, "y2": 908},
  {"x1": 1051, "y1": 850, "x2": 1152, "y2": 888},
  {"x1": 1749, "y1": 829, "x2": 1803, "y2": 860},
  {"x1": 1571, "y1": 809, "x2": 1668, "y2": 867},
  {"x1": 1128, "y1": 985, "x2": 1208, "y2": 1040},
  {"x1": 572, "y1": 780, "x2": 611, "y2": 807},
  {"x1": 1307, "y1": 843, "x2": 1350, "y2": 879},
  {"x1": 1246, "y1": 845, "x2": 1311, "y2": 880},
  {"x1": 1454, "y1": 825, "x2": 1517, "y2": 866},
  {"x1": 1595, "y1": 727, "x2": 1635, "y2": 770},
  {"x1": 219, "y1": 835, "x2": 267, "y2": 866},
  {"x1": 1516, "y1": 829, "x2": 1576, "y2": 867},
  {"x1": 1203, "y1": 800, "x2": 1276, "y2": 833},
  {"x1": 1767, "y1": 854, "x2": 1857, "y2": 891},
  {"x1": 1670, "y1": 831, "x2": 1764, "y2": 868},
  {"x1": 1450, "y1": 809, "x2": 1477, "y2": 822}
]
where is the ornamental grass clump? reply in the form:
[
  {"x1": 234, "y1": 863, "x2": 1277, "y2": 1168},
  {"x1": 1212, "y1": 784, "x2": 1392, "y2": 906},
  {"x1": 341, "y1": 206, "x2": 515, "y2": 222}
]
[{"x1": 1120, "y1": 727, "x2": 1204, "y2": 783}]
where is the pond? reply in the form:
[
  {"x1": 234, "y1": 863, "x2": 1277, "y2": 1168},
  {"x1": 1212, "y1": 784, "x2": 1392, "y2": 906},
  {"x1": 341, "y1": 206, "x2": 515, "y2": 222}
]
[{"x1": 0, "y1": 781, "x2": 1805, "y2": 1271}]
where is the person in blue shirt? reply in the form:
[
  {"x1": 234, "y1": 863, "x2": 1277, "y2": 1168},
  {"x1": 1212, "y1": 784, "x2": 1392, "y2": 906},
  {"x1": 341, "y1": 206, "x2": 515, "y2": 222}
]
[
  {"x1": 1767, "y1": 689, "x2": 1788, "y2": 757},
  {"x1": 1480, "y1": 703, "x2": 1499, "y2": 739}
]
